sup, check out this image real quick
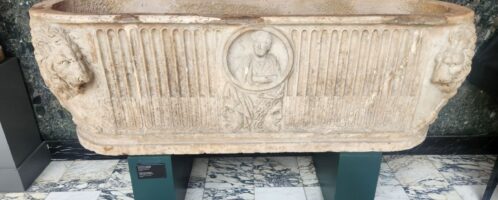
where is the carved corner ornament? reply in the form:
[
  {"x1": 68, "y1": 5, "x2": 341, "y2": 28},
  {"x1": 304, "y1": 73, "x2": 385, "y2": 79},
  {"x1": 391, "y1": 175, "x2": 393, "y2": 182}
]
[
  {"x1": 431, "y1": 26, "x2": 476, "y2": 94},
  {"x1": 32, "y1": 25, "x2": 92, "y2": 100},
  {"x1": 221, "y1": 27, "x2": 293, "y2": 132}
]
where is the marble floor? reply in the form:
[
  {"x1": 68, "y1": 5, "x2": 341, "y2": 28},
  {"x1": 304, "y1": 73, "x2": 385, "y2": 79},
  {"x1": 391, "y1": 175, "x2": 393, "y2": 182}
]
[{"x1": 0, "y1": 155, "x2": 497, "y2": 200}]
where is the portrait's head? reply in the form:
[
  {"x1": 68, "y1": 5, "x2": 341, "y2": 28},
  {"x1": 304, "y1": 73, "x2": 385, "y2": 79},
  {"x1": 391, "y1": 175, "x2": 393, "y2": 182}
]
[{"x1": 251, "y1": 31, "x2": 273, "y2": 57}]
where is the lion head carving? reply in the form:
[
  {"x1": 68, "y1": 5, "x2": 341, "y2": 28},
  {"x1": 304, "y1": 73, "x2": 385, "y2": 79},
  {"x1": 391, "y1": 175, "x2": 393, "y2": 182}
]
[
  {"x1": 431, "y1": 26, "x2": 475, "y2": 93},
  {"x1": 32, "y1": 25, "x2": 92, "y2": 100}
]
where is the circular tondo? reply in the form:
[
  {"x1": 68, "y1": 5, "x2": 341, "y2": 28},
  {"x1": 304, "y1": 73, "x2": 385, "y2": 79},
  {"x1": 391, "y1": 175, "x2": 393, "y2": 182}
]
[{"x1": 223, "y1": 27, "x2": 294, "y2": 91}]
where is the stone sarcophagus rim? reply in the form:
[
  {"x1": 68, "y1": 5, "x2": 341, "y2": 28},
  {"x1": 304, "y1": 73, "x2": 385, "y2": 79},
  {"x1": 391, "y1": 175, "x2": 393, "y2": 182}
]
[{"x1": 30, "y1": 0, "x2": 476, "y2": 155}]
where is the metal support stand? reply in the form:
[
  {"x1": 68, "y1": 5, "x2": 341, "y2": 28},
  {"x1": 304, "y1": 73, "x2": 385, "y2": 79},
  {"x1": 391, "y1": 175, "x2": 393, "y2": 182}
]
[
  {"x1": 128, "y1": 155, "x2": 193, "y2": 200},
  {"x1": 127, "y1": 153, "x2": 381, "y2": 200},
  {"x1": 313, "y1": 152, "x2": 382, "y2": 200},
  {"x1": 0, "y1": 58, "x2": 50, "y2": 192}
]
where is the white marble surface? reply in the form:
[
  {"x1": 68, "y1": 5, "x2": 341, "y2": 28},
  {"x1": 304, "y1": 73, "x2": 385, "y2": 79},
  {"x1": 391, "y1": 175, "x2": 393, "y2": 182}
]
[
  {"x1": 428, "y1": 155, "x2": 496, "y2": 185},
  {"x1": 45, "y1": 191, "x2": 100, "y2": 200},
  {"x1": 403, "y1": 179, "x2": 463, "y2": 200},
  {"x1": 375, "y1": 185, "x2": 410, "y2": 200},
  {"x1": 34, "y1": 161, "x2": 73, "y2": 183},
  {"x1": 375, "y1": 162, "x2": 409, "y2": 199},
  {"x1": 203, "y1": 187, "x2": 255, "y2": 199},
  {"x1": 385, "y1": 155, "x2": 446, "y2": 186},
  {"x1": 98, "y1": 189, "x2": 133, "y2": 200},
  {"x1": 185, "y1": 189, "x2": 204, "y2": 200},
  {"x1": 453, "y1": 185, "x2": 498, "y2": 200},
  {"x1": 385, "y1": 155, "x2": 464, "y2": 200},
  {"x1": 303, "y1": 187, "x2": 324, "y2": 200},
  {"x1": 0, "y1": 155, "x2": 496, "y2": 200},
  {"x1": 27, "y1": 160, "x2": 119, "y2": 193},
  {"x1": 0, "y1": 193, "x2": 48, "y2": 200},
  {"x1": 101, "y1": 160, "x2": 131, "y2": 190},
  {"x1": 254, "y1": 157, "x2": 302, "y2": 187},
  {"x1": 189, "y1": 158, "x2": 209, "y2": 188},
  {"x1": 61, "y1": 160, "x2": 118, "y2": 181},
  {"x1": 297, "y1": 156, "x2": 319, "y2": 187},
  {"x1": 205, "y1": 157, "x2": 255, "y2": 188},
  {"x1": 255, "y1": 187, "x2": 306, "y2": 200}
]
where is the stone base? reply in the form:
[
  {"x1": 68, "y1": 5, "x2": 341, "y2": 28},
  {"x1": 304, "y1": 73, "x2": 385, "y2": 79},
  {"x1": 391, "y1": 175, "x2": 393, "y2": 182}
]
[
  {"x1": 78, "y1": 129, "x2": 427, "y2": 155},
  {"x1": 0, "y1": 142, "x2": 50, "y2": 192}
]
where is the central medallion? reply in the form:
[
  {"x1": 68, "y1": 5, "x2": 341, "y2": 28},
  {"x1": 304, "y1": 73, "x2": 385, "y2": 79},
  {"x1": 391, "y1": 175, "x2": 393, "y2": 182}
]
[
  {"x1": 222, "y1": 27, "x2": 294, "y2": 132},
  {"x1": 224, "y1": 27, "x2": 294, "y2": 91}
]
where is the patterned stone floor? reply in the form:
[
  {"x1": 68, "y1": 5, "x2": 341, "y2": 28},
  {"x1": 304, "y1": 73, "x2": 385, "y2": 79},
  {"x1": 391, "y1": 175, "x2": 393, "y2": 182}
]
[{"x1": 0, "y1": 155, "x2": 497, "y2": 200}]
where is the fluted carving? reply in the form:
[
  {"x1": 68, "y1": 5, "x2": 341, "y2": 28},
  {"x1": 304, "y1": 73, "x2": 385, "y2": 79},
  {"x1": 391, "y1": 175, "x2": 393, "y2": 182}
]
[{"x1": 29, "y1": 0, "x2": 476, "y2": 155}]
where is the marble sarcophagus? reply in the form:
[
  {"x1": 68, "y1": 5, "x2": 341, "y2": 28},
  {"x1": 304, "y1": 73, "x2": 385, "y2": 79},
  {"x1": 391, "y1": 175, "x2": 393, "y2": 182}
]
[{"x1": 30, "y1": 0, "x2": 476, "y2": 155}]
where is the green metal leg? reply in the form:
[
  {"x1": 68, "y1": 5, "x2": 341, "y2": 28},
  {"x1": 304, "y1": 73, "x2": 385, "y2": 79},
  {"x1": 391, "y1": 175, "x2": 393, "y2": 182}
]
[
  {"x1": 128, "y1": 155, "x2": 193, "y2": 200},
  {"x1": 313, "y1": 152, "x2": 382, "y2": 200}
]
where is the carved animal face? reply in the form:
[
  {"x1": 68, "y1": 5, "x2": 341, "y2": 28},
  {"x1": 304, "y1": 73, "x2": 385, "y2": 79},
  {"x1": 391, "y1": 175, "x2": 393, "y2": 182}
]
[
  {"x1": 431, "y1": 27, "x2": 475, "y2": 93},
  {"x1": 431, "y1": 50, "x2": 466, "y2": 85},
  {"x1": 222, "y1": 109, "x2": 244, "y2": 131},
  {"x1": 33, "y1": 25, "x2": 92, "y2": 99},
  {"x1": 51, "y1": 48, "x2": 91, "y2": 90}
]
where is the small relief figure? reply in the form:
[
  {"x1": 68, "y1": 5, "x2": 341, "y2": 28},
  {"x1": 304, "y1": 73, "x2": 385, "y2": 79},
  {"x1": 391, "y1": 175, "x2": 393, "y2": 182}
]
[
  {"x1": 222, "y1": 30, "x2": 285, "y2": 132},
  {"x1": 431, "y1": 27, "x2": 475, "y2": 93},
  {"x1": 32, "y1": 25, "x2": 92, "y2": 100},
  {"x1": 222, "y1": 84, "x2": 284, "y2": 132}
]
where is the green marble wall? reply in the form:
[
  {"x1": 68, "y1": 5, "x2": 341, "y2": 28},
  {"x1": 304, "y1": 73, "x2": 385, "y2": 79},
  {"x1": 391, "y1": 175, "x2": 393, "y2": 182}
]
[
  {"x1": 0, "y1": 0, "x2": 77, "y2": 140},
  {"x1": 0, "y1": 0, "x2": 496, "y2": 141}
]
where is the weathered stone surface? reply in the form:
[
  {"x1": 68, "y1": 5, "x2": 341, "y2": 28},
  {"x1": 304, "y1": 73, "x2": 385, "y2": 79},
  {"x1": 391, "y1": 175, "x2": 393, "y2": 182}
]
[
  {"x1": 0, "y1": 0, "x2": 496, "y2": 145},
  {"x1": 429, "y1": 0, "x2": 498, "y2": 136},
  {"x1": 29, "y1": 0, "x2": 477, "y2": 155}
]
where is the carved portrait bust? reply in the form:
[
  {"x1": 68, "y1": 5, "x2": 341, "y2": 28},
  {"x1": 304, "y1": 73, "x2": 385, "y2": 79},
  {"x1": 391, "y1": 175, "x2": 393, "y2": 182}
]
[
  {"x1": 221, "y1": 27, "x2": 294, "y2": 132},
  {"x1": 237, "y1": 31, "x2": 281, "y2": 87},
  {"x1": 224, "y1": 27, "x2": 293, "y2": 91}
]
